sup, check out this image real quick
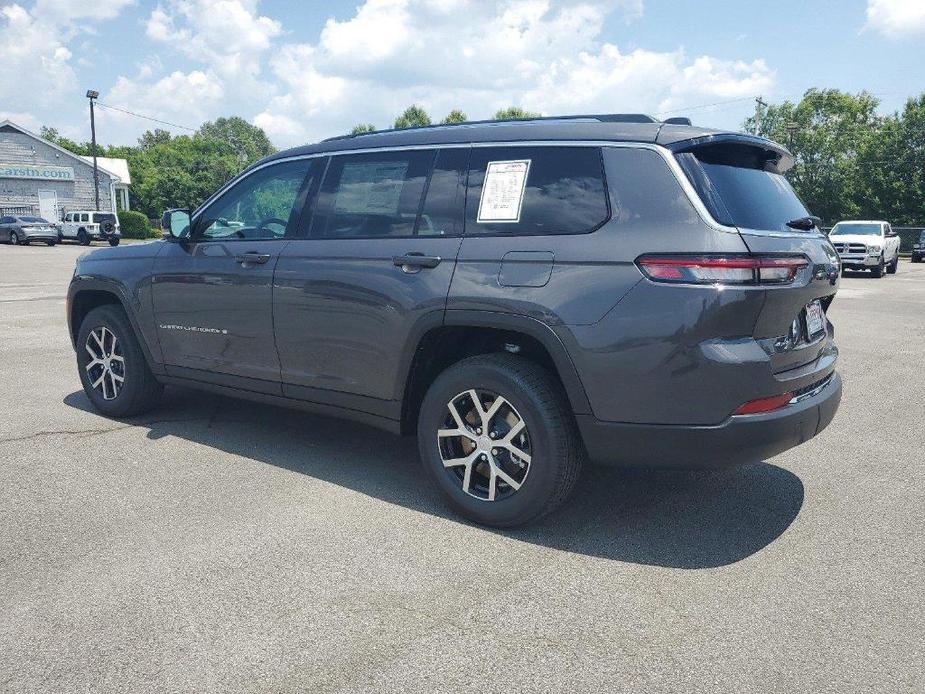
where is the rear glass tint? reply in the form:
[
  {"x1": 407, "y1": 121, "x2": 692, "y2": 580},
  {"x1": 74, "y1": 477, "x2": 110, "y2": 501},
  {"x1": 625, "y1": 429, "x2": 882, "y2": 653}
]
[
  {"x1": 677, "y1": 144, "x2": 810, "y2": 232},
  {"x1": 467, "y1": 146, "x2": 609, "y2": 235}
]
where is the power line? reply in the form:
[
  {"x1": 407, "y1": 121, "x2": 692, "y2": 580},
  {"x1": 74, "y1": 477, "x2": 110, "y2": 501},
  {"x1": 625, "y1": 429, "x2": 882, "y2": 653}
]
[
  {"x1": 654, "y1": 96, "x2": 754, "y2": 116},
  {"x1": 95, "y1": 102, "x2": 197, "y2": 132}
]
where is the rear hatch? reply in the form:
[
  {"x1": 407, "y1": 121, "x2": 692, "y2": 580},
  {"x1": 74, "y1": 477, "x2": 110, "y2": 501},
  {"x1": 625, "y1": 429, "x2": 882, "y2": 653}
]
[{"x1": 671, "y1": 136, "x2": 839, "y2": 374}]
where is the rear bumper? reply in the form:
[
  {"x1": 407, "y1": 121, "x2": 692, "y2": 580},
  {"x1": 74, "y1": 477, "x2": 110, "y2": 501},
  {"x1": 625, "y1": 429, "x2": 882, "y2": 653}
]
[{"x1": 577, "y1": 371, "x2": 842, "y2": 469}]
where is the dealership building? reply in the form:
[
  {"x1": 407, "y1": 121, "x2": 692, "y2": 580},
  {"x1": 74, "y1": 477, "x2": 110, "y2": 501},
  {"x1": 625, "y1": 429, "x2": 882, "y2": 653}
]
[{"x1": 0, "y1": 120, "x2": 130, "y2": 222}]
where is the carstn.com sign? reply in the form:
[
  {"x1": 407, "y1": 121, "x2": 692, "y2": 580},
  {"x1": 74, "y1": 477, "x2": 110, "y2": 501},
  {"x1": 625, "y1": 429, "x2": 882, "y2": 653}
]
[{"x1": 0, "y1": 164, "x2": 75, "y2": 181}]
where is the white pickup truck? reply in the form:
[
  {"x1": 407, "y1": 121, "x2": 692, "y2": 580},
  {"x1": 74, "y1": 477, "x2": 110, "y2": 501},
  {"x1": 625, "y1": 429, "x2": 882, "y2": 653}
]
[
  {"x1": 828, "y1": 220, "x2": 900, "y2": 278},
  {"x1": 60, "y1": 211, "x2": 121, "y2": 246}
]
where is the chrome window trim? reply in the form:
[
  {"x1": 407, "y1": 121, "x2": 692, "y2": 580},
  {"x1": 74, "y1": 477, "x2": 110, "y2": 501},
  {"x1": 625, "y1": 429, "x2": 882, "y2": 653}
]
[{"x1": 190, "y1": 140, "x2": 737, "y2": 234}]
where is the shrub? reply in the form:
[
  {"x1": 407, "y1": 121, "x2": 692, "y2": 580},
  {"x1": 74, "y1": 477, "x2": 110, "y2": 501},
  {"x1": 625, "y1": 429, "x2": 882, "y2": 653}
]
[{"x1": 118, "y1": 209, "x2": 156, "y2": 239}]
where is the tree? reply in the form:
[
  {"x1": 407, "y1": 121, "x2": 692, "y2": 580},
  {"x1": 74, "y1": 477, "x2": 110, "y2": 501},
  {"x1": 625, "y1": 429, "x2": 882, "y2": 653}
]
[
  {"x1": 441, "y1": 109, "x2": 468, "y2": 124},
  {"x1": 493, "y1": 106, "x2": 541, "y2": 121},
  {"x1": 40, "y1": 126, "x2": 91, "y2": 155},
  {"x1": 196, "y1": 117, "x2": 276, "y2": 164},
  {"x1": 137, "y1": 129, "x2": 172, "y2": 149},
  {"x1": 742, "y1": 89, "x2": 881, "y2": 224},
  {"x1": 393, "y1": 105, "x2": 431, "y2": 129},
  {"x1": 351, "y1": 123, "x2": 376, "y2": 135}
]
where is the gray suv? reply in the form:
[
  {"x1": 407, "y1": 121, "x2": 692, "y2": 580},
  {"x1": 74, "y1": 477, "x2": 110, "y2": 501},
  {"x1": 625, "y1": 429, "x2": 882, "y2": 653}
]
[{"x1": 67, "y1": 115, "x2": 842, "y2": 526}]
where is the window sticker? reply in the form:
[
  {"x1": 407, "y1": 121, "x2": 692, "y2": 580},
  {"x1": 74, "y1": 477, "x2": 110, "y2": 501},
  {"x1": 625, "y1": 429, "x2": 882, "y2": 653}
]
[
  {"x1": 334, "y1": 160, "x2": 410, "y2": 215},
  {"x1": 477, "y1": 159, "x2": 531, "y2": 223}
]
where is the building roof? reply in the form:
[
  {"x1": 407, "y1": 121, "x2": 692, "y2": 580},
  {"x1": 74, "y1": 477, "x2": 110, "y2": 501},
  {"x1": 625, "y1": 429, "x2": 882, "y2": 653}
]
[
  {"x1": 80, "y1": 156, "x2": 131, "y2": 185},
  {"x1": 0, "y1": 120, "x2": 120, "y2": 183}
]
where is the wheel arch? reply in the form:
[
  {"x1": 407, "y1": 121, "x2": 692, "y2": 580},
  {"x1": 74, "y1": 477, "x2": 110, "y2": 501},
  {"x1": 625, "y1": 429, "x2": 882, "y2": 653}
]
[
  {"x1": 398, "y1": 310, "x2": 592, "y2": 435},
  {"x1": 68, "y1": 280, "x2": 161, "y2": 373}
]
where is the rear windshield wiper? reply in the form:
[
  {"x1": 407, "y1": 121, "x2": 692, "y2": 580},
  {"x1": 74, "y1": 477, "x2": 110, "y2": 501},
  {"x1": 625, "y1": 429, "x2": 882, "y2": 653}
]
[{"x1": 786, "y1": 215, "x2": 822, "y2": 231}]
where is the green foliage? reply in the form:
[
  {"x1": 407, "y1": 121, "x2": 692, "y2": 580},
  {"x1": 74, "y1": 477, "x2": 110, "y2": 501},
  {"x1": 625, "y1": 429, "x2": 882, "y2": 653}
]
[
  {"x1": 442, "y1": 109, "x2": 468, "y2": 124},
  {"x1": 351, "y1": 123, "x2": 376, "y2": 135},
  {"x1": 393, "y1": 105, "x2": 432, "y2": 129},
  {"x1": 196, "y1": 117, "x2": 276, "y2": 163},
  {"x1": 743, "y1": 89, "x2": 881, "y2": 224},
  {"x1": 117, "y1": 209, "x2": 156, "y2": 239},
  {"x1": 493, "y1": 106, "x2": 541, "y2": 121}
]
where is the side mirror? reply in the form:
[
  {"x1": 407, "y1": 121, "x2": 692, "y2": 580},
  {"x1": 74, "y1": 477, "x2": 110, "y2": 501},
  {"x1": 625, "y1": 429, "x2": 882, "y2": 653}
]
[
  {"x1": 886, "y1": 230, "x2": 898, "y2": 237},
  {"x1": 161, "y1": 209, "x2": 191, "y2": 240}
]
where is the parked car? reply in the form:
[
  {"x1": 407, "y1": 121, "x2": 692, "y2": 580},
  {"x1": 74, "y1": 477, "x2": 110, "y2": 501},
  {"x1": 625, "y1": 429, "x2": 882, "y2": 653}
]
[
  {"x1": 911, "y1": 230, "x2": 925, "y2": 263},
  {"x1": 60, "y1": 210, "x2": 121, "y2": 246},
  {"x1": 67, "y1": 114, "x2": 842, "y2": 527},
  {"x1": 829, "y1": 220, "x2": 900, "y2": 277},
  {"x1": 0, "y1": 215, "x2": 58, "y2": 246}
]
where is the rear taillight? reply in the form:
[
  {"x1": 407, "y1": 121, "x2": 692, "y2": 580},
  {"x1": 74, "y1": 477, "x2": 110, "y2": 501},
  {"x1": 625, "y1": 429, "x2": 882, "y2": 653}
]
[
  {"x1": 636, "y1": 255, "x2": 808, "y2": 286},
  {"x1": 733, "y1": 392, "x2": 794, "y2": 415}
]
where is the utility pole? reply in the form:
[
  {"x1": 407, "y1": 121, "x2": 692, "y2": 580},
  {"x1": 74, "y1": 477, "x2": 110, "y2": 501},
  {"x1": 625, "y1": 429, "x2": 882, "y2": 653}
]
[
  {"x1": 786, "y1": 122, "x2": 799, "y2": 150},
  {"x1": 753, "y1": 96, "x2": 768, "y2": 136},
  {"x1": 86, "y1": 90, "x2": 100, "y2": 210}
]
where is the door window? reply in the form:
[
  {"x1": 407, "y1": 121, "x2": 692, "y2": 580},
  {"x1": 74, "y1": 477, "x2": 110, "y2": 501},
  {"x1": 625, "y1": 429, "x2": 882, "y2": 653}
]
[
  {"x1": 80, "y1": 213, "x2": 89, "y2": 223},
  {"x1": 415, "y1": 148, "x2": 469, "y2": 237},
  {"x1": 194, "y1": 159, "x2": 314, "y2": 241},
  {"x1": 310, "y1": 150, "x2": 433, "y2": 238},
  {"x1": 466, "y1": 146, "x2": 609, "y2": 236}
]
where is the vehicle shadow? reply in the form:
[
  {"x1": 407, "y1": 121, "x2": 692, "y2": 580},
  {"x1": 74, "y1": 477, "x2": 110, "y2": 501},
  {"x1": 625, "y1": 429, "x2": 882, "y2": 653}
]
[{"x1": 63, "y1": 388, "x2": 804, "y2": 569}]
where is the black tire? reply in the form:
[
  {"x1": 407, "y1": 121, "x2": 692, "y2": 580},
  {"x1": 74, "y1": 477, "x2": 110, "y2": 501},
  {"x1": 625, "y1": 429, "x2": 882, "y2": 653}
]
[
  {"x1": 108, "y1": 238, "x2": 120, "y2": 247},
  {"x1": 887, "y1": 255, "x2": 898, "y2": 274},
  {"x1": 46, "y1": 240, "x2": 56, "y2": 247},
  {"x1": 78, "y1": 228, "x2": 90, "y2": 246},
  {"x1": 10, "y1": 231, "x2": 19, "y2": 245},
  {"x1": 417, "y1": 353, "x2": 584, "y2": 527},
  {"x1": 76, "y1": 305, "x2": 162, "y2": 417},
  {"x1": 871, "y1": 257, "x2": 884, "y2": 278}
]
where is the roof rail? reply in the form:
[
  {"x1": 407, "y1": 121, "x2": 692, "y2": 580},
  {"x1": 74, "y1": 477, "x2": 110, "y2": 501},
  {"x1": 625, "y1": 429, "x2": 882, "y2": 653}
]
[{"x1": 322, "y1": 113, "x2": 661, "y2": 142}]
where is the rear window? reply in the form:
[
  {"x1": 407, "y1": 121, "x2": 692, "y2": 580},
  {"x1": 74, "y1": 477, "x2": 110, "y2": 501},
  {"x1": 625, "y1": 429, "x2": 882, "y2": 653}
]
[
  {"x1": 466, "y1": 146, "x2": 609, "y2": 235},
  {"x1": 95, "y1": 213, "x2": 116, "y2": 223},
  {"x1": 677, "y1": 144, "x2": 810, "y2": 232},
  {"x1": 310, "y1": 150, "x2": 433, "y2": 238}
]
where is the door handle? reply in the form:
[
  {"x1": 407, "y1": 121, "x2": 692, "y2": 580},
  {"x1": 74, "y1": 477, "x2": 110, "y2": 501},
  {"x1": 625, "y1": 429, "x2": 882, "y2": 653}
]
[
  {"x1": 392, "y1": 253, "x2": 442, "y2": 271},
  {"x1": 235, "y1": 252, "x2": 271, "y2": 265}
]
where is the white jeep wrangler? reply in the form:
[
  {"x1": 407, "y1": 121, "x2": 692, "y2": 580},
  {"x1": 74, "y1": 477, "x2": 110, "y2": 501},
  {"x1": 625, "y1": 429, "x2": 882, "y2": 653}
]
[{"x1": 61, "y1": 211, "x2": 121, "y2": 246}]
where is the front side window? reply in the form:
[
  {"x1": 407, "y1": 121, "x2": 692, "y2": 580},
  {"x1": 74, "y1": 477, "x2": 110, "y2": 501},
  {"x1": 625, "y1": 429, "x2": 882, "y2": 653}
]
[
  {"x1": 80, "y1": 213, "x2": 89, "y2": 223},
  {"x1": 467, "y1": 146, "x2": 609, "y2": 236},
  {"x1": 194, "y1": 159, "x2": 314, "y2": 241},
  {"x1": 1, "y1": 216, "x2": 12, "y2": 224},
  {"x1": 310, "y1": 150, "x2": 433, "y2": 239}
]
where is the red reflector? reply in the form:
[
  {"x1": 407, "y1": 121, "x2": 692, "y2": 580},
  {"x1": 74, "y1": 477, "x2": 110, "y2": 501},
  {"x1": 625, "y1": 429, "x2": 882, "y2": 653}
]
[{"x1": 733, "y1": 392, "x2": 794, "y2": 415}]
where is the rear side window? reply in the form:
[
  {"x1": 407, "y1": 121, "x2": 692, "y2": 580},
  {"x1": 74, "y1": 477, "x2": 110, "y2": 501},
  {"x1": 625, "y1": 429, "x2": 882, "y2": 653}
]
[
  {"x1": 311, "y1": 150, "x2": 433, "y2": 238},
  {"x1": 416, "y1": 148, "x2": 469, "y2": 237},
  {"x1": 466, "y1": 146, "x2": 609, "y2": 235},
  {"x1": 677, "y1": 143, "x2": 810, "y2": 232}
]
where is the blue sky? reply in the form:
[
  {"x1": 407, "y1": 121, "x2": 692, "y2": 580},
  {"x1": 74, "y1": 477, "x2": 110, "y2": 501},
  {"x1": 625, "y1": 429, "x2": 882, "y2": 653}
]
[{"x1": 1, "y1": 0, "x2": 924, "y2": 149}]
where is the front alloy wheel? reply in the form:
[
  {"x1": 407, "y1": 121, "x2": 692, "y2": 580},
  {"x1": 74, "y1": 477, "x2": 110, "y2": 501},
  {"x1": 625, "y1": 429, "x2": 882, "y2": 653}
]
[
  {"x1": 84, "y1": 326, "x2": 125, "y2": 400},
  {"x1": 439, "y1": 389, "x2": 532, "y2": 502},
  {"x1": 10, "y1": 231, "x2": 18, "y2": 245}
]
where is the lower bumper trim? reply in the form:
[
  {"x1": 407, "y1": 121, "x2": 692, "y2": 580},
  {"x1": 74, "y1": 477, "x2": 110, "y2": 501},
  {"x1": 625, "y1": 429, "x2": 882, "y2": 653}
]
[{"x1": 577, "y1": 371, "x2": 842, "y2": 469}]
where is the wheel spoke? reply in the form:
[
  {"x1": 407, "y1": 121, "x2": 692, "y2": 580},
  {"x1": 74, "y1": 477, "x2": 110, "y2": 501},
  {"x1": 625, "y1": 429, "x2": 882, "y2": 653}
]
[
  {"x1": 467, "y1": 389, "x2": 489, "y2": 428},
  {"x1": 482, "y1": 395, "x2": 504, "y2": 428},
  {"x1": 447, "y1": 400, "x2": 467, "y2": 430},
  {"x1": 499, "y1": 441, "x2": 531, "y2": 464},
  {"x1": 438, "y1": 427, "x2": 476, "y2": 442},
  {"x1": 503, "y1": 419, "x2": 525, "y2": 443},
  {"x1": 442, "y1": 451, "x2": 478, "y2": 469},
  {"x1": 91, "y1": 330, "x2": 105, "y2": 353},
  {"x1": 487, "y1": 466, "x2": 497, "y2": 501},
  {"x1": 494, "y1": 465, "x2": 522, "y2": 491},
  {"x1": 91, "y1": 372, "x2": 105, "y2": 390},
  {"x1": 85, "y1": 358, "x2": 103, "y2": 372},
  {"x1": 108, "y1": 371, "x2": 120, "y2": 398}
]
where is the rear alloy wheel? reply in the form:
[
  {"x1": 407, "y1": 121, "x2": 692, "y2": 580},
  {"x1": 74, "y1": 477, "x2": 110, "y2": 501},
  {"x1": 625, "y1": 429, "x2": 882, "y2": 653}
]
[
  {"x1": 9, "y1": 231, "x2": 19, "y2": 245},
  {"x1": 77, "y1": 305, "x2": 162, "y2": 417},
  {"x1": 418, "y1": 353, "x2": 583, "y2": 527}
]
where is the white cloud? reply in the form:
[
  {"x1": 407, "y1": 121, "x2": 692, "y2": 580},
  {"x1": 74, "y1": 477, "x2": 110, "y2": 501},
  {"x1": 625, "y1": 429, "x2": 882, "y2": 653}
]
[
  {"x1": 0, "y1": 4, "x2": 79, "y2": 109},
  {"x1": 32, "y1": 0, "x2": 133, "y2": 24},
  {"x1": 255, "y1": 0, "x2": 775, "y2": 147},
  {"x1": 865, "y1": 0, "x2": 925, "y2": 37},
  {"x1": 0, "y1": 110, "x2": 42, "y2": 131}
]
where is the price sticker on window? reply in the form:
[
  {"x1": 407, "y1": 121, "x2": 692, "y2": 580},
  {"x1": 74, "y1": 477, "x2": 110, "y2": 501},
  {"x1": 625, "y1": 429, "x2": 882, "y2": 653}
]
[{"x1": 477, "y1": 160, "x2": 531, "y2": 223}]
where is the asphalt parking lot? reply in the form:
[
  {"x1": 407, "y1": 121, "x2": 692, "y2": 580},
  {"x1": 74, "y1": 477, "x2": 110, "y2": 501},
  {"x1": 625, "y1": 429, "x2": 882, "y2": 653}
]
[{"x1": 1, "y1": 243, "x2": 922, "y2": 693}]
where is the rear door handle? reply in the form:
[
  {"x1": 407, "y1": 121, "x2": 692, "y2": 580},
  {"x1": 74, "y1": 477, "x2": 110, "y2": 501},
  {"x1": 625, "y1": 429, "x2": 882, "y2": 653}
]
[
  {"x1": 235, "y1": 252, "x2": 271, "y2": 265},
  {"x1": 392, "y1": 253, "x2": 442, "y2": 271}
]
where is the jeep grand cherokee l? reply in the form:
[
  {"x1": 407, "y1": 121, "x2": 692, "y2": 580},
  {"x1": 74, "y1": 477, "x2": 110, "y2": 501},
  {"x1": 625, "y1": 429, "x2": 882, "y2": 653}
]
[{"x1": 67, "y1": 115, "x2": 842, "y2": 527}]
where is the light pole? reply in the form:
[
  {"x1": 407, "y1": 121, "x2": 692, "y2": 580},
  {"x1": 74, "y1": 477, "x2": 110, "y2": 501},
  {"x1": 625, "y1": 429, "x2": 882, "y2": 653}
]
[{"x1": 86, "y1": 90, "x2": 100, "y2": 210}]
